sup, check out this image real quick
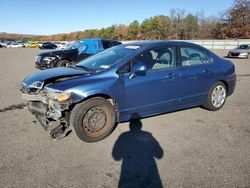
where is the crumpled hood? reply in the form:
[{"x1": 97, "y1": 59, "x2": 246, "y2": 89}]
[
  {"x1": 22, "y1": 67, "x2": 88, "y2": 88},
  {"x1": 229, "y1": 49, "x2": 248, "y2": 53}
]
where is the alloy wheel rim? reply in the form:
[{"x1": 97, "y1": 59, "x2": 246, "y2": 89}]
[{"x1": 211, "y1": 85, "x2": 226, "y2": 108}]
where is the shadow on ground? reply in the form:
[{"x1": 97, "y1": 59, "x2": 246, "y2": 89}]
[{"x1": 112, "y1": 119, "x2": 164, "y2": 188}]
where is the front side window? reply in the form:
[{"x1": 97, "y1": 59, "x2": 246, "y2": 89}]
[
  {"x1": 132, "y1": 46, "x2": 176, "y2": 71},
  {"x1": 180, "y1": 46, "x2": 211, "y2": 66}
]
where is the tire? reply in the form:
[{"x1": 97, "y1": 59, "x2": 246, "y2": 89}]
[
  {"x1": 203, "y1": 81, "x2": 227, "y2": 111},
  {"x1": 57, "y1": 59, "x2": 71, "y2": 67},
  {"x1": 70, "y1": 97, "x2": 116, "y2": 142}
]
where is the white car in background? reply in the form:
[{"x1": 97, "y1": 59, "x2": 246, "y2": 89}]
[
  {"x1": 227, "y1": 44, "x2": 250, "y2": 59},
  {"x1": 56, "y1": 42, "x2": 68, "y2": 49},
  {"x1": 0, "y1": 42, "x2": 7, "y2": 47},
  {"x1": 7, "y1": 43, "x2": 23, "y2": 48}
]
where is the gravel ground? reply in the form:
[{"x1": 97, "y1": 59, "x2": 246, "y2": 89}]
[{"x1": 0, "y1": 48, "x2": 249, "y2": 188}]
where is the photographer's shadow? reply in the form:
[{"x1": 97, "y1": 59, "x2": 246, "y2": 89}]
[{"x1": 112, "y1": 119, "x2": 164, "y2": 188}]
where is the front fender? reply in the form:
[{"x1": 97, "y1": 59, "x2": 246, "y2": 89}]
[{"x1": 70, "y1": 88, "x2": 114, "y2": 103}]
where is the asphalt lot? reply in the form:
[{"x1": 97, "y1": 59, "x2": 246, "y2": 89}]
[{"x1": 0, "y1": 48, "x2": 250, "y2": 188}]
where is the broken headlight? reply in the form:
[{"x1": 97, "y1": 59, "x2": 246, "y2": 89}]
[
  {"x1": 47, "y1": 91, "x2": 71, "y2": 102},
  {"x1": 29, "y1": 81, "x2": 44, "y2": 89}
]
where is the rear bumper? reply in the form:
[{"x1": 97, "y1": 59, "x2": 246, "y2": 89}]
[{"x1": 227, "y1": 74, "x2": 236, "y2": 96}]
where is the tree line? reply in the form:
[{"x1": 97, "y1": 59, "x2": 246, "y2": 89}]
[{"x1": 1, "y1": 0, "x2": 249, "y2": 41}]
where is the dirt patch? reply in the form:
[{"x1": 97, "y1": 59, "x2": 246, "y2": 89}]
[{"x1": 0, "y1": 103, "x2": 27, "y2": 112}]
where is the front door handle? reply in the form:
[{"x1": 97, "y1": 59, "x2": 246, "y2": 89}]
[
  {"x1": 202, "y1": 69, "x2": 211, "y2": 73},
  {"x1": 164, "y1": 73, "x2": 177, "y2": 79}
]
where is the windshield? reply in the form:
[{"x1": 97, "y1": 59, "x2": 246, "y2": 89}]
[
  {"x1": 66, "y1": 41, "x2": 81, "y2": 49},
  {"x1": 77, "y1": 44, "x2": 140, "y2": 70},
  {"x1": 66, "y1": 41, "x2": 87, "y2": 51},
  {"x1": 236, "y1": 45, "x2": 249, "y2": 49}
]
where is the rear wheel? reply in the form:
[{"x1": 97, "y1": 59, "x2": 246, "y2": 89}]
[
  {"x1": 203, "y1": 81, "x2": 227, "y2": 111},
  {"x1": 57, "y1": 59, "x2": 71, "y2": 67},
  {"x1": 70, "y1": 97, "x2": 116, "y2": 142}
]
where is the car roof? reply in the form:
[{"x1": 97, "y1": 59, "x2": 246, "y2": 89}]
[
  {"x1": 82, "y1": 38, "x2": 119, "y2": 42},
  {"x1": 125, "y1": 40, "x2": 200, "y2": 47}
]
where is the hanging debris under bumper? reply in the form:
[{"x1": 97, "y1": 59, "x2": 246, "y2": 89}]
[{"x1": 23, "y1": 94, "x2": 71, "y2": 140}]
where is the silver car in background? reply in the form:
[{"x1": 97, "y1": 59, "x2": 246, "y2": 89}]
[{"x1": 227, "y1": 44, "x2": 250, "y2": 59}]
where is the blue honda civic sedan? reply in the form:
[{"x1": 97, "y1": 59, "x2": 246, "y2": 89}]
[{"x1": 21, "y1": 41, "x2": 236, "y2": 142}]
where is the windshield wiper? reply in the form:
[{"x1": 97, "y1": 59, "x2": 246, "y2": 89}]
[
  {"x1": 68, "y1": 65, "x2": 105, "y2": 73},
  {"x1": 73, "y1": 65, "x2": 95, "y2": 72}
]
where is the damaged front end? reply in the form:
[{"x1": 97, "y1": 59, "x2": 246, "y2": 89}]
[{"x1": 21, "y1": 81, "x2": 72, "y2": 140}]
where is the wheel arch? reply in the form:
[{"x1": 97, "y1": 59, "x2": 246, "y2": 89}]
[
  {"x1": 56, "y1": 58, "x2": 72, "y2": 66},
  {"x1": 217, "y1": 80, "x2": 229, "y2": 93},
  {"x1": 71, "y1": 92, "x2": 120, "y2": 122}
]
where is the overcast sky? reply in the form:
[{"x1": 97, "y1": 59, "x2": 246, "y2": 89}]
[{"x1": 0, "y1": 0, "x2": 234, "y2": 35}]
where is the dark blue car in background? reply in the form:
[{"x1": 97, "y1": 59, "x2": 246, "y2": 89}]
[
  {"x1": 21, "y1": 41, "x2": 236, "y2": 142},
  {"x1": 35, "y1": 38, "x2": 121, "y2": 69}
]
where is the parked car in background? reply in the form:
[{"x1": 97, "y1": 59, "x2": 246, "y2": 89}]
[
  {"x1": 56, "y1": 42, "x2": 68, "y2": 49},
  {"x1": 36, "y1": 42, "x2": 43, "y2": 48},
  {"x1": 16, "y1": 41, "x2": 28, "y2": 47},
  {"x1": 227, "y1": 44, "x2": 250, "y2": 59},
  {"x1": 21, "y1": 41, "x2": 30, "y2": 47},
  {"x1": 21, "y1": 41, "x2": 236, "y2": 142},
  {"x1": 39, "y1": 42, "x2": 57, "y2": 49},
  {"x1": 26, "y1": 42, "x2": 39, "y2": 48},
  {"x1": 7, "y1": 43, "x2": 22, "y2": 48},
  {"x1": 0, "y1": 41, "x2": 6, "y2": 47},
  {"x1": 34, "y1": 38, "x2": 121, "y2": 69},
  {"x1": 0, "y1": 41, "x2": 6, "y2": 48}
]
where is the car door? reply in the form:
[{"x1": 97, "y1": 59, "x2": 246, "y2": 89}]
[
  {"x1": 120, "y1": 45, "x2": 181, "y2": 118},
  {"x1": 179, "y1": 45, "x2": 215, "y2": 105}
]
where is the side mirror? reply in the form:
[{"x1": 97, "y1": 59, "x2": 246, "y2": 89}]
[{"x1": 131, "y1": 60, "x2": 148, "y2": 77}]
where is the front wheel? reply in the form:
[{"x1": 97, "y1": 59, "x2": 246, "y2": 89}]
[
  {"x1": 57, "y1": 59, "x2": 71, "y2": 67},
  {"x1": 203, "y1": 81, "x2": 227, "y2": 111},
  {"x1": 70, "y1": 97, "x2": 116, "y2": 142}
]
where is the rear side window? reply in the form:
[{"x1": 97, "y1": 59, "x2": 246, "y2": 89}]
[
  {"x1": 180, "y1": 46, "x2": 211, "y2": 66},
  {"x1": 102, "y1": 40, "x2": 113, "y2": 49}
]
